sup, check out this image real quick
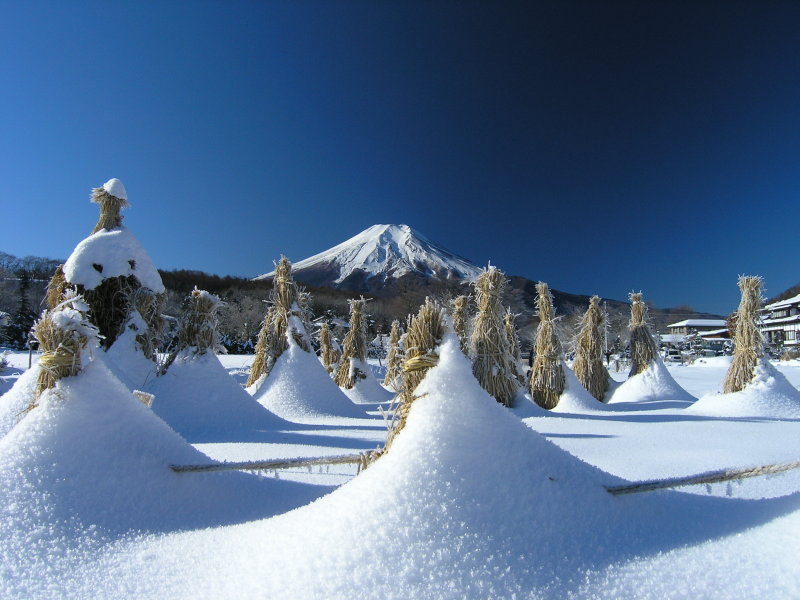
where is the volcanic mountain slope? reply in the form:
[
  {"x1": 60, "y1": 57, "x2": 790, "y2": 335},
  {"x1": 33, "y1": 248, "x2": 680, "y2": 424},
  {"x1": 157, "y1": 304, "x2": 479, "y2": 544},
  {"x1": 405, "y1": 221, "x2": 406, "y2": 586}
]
[{"x1": 255, "y1": 224, "x2": 483, "y2": 293}]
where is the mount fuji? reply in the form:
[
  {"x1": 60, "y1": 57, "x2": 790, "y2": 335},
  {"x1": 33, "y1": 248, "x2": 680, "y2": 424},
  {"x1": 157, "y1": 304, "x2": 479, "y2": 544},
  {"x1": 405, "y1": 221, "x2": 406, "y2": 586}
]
[{"x1": 255, "y1": 224, "x2": 483, "y2": 292}]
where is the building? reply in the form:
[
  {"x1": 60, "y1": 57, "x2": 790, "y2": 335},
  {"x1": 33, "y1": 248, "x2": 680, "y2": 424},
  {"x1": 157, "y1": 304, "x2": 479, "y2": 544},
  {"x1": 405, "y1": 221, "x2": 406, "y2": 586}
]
[
  {"x1": 759, "y1": 293, "x2": 800, "y2": 348},
  {"x1": 666, "y1": 319, "x2": 727, "y2": 336}
]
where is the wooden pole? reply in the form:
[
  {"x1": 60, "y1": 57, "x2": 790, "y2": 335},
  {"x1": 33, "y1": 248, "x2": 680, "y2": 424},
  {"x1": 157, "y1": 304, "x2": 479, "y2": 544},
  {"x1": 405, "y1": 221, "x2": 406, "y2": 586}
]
[
  {"x1": 606, "y1": 459, "x2": 800, "y2": 496},
  {"x1": 170, "y1": 453, "x2": 364, "y2": 474}
]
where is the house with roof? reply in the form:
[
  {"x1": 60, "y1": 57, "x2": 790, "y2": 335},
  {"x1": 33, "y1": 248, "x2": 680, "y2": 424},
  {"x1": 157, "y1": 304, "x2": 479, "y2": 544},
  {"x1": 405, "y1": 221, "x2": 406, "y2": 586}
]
[
  {"x1": 666, "y1": 319, "x2": 728, "y2": 336},
  {"x1": 759, "y1": 293, "x2": 800, "y2": 348}
]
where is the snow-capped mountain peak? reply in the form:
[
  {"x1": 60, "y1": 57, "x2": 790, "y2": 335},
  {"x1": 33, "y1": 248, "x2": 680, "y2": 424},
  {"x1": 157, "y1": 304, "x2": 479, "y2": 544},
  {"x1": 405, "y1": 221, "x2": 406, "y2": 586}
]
[{"x1": 256, "y1": 224, "x2": 482, "y2": 287}]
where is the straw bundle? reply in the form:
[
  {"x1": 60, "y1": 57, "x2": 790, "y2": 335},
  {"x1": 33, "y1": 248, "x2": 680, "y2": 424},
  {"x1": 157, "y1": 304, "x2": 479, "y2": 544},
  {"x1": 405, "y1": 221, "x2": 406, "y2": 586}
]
[
  {"x1": 270, "y1": 257, "x2": 311, "y2": 359},
  {"x1": 385, "y1": 298, "x2": 445, "y2": 451},
  {"x1": 45, "y1": 265, "x2": 69, "y2": 310},
  {"x1": 504, "y1": 308, "x2": 527, "y2": 385},
  {"x1": 318, "y1": 321, "x2": 336, "y2": 374},
  {"x1": 79, "y1": 275, "x2": 139, "y2": 350},
  {"x1": 530, "y1": 282, "x2": 565, "y2": 409},
  {"x1": 334, "y1": 298, "x2": 369, "y2": 389},
  {"x1": 382, "y1": 319, "x2": 403, "y2": 390},
  {"x1": 470, "y1": 266, "x2": 518, "y2": 407},
  {"x1": 91, "y1": 185, "x2": 129, "y2": 233},
  {"x1": 628, "y1": 292, "x2": 658, "y2": 376},
  {"x1": 572, "y1": 296, "x2": 609, "y2": 402},
  {"x1": 722, "y1": 276, "x2": 764, "y2": 394},
  {"x1": 131, "y1": 287, "x2": 165, "y2": 360},
  {"x1": 32, "y1": 293, "x2": 98, "y2": 404},
  {"x1": 176, "y1": 288, "x2": 221, "y2": 355},
  {"x1": 451, "y1": 295, "x2": 470, "y2": 354},
  {"x1": 246, "y1": 306, "x2": 275, "y2": 387}
]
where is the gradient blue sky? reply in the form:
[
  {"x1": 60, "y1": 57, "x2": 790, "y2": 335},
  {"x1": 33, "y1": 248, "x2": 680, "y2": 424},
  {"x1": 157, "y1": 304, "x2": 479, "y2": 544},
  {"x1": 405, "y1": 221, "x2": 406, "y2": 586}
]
[{"x1": 2, "y1": 1, "x2": 799, "y2": 315}]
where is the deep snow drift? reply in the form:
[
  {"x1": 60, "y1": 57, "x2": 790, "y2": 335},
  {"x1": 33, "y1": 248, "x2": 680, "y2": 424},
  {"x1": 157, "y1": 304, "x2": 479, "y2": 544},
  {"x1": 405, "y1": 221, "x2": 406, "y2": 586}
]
[
  {"x1": 608, "y1": 357, "x2": 695, "y2": 407},
  {"x1": 689, "y1": 359, "x2": 800, "y2": 418},
  {"x1": 39, "y1": 338, "x2": 800, "y2": 600},
  {"x1": 148, "y1": 351, "x2": 295, "y2": 442},
  {"x1": 250, "y1": 339, "x2": 368, "y2": 422}
]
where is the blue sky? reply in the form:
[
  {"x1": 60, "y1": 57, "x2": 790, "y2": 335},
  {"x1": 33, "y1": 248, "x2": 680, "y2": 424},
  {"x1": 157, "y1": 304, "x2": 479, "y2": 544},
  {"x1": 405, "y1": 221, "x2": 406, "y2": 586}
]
[{"x1": 2, "y1": 0, "x2": 799, "y2": 315}]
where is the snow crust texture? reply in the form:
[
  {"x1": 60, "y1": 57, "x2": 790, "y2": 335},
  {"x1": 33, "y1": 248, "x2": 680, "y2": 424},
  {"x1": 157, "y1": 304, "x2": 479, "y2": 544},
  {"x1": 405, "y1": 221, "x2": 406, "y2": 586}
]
[
  {"x1": 250, "y1": 341, "x2": 368, "y2": 422},
  {"x1": 63, "y1": 227, "x2": 164, "y2": 292},
  {"x1": 689, "y1": 359, "x2": 800, "y2": 418},
  {"x1": 256, "y1": 224, "x2": 483, "y2": 283}
]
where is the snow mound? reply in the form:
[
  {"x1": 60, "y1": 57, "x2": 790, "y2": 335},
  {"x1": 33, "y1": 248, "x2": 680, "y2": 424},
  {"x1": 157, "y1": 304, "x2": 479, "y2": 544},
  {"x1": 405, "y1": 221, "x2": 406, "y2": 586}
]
[
  {"x1": 339, "y1": 359, "x2": 395, "y2": 405},
  {"x1": 60, "y1": 336, "x2": 800, "y2": 599},
  {"x1": 251, "y1": 341, "x2": 368, "y2": 422},
  {"x1": 688, "y1": 359, "x2": 800, "y2": 418},
  {"x1": 0, "y1": 359, "x2": 324, "y2": 536},
  {"x1": 608, "y1": 358, "x2": 695, "y2": 406},
  {"x1": 63, "y1": 227, "x2": 164, "y2": 292},
  {"x1": 102, "y1": 317, "x2": 160, "y2": 389},
  {"x1": 687, "y1": 355, "x2": 733, "y2": 368},
  {"x1": 0, "y1": 364, "x2": 40, "y2": 439},
  {"x1": 552, "y1": 364, "x2": 609, "y2": 413},
  {"x1": 148, "y1": 351, "x2": 294, "y2": 442},
  {"x1": 102, "y1": 177, "x2": 128, "y2": 200}
]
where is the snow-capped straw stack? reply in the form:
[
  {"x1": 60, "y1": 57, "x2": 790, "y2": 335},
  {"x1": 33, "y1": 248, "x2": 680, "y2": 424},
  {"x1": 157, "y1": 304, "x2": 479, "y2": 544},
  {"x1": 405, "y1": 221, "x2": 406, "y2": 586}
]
[
  {"x1": 572, "y1": 295, "x2": 609, "y2": 402},
  {"x1": 32, "y1": 292, "x2": 97, "y2": 403},
  {"x1": 722, "y1": 276, "x2": 764, "y2": 394},
  {"x1": 504, "y1": 308, "x2": 526, "y2": 384},
  {"x1": 270, "y1": 257, "x2": 311, "y2": 357},
  {"x1": 246, "y1": 307, "x2": 275, "y2": 386},
  {"x1": 470, "y1": 266, "x2": 518, "y2": 407},
  {"x1": 334, "y1": 297, "x2": 369, "y2": 389},
  {"x1": 385, "y1": 298, "x2": 445, "y2": 450},
  {"x1": 451, "y1": 295, "x2": 470, "y2": 354},
  {"x1": 530, "y1": 281, "x2": 565, "y2": 409},
  {"x1": 176, "y1": 289, "x2": 221, "y2": 355},
  {"x1": 132, "y1": 287, "x2": 165, "y2": 361},
  {"x1": 382, "y1": 319, "x2": 403, "y2": 390},
  {"x1": 91, "y1": 180, "x2": 130, "y2": 233},
  {"x1": 318, "y1": 321, "x2": 336, "y2": 374},
  {"x1": 628, "y1": 292, "x2": 658, "y2": 376},
  {"x1": 246, "y1": 257, "x2": 311, "y2": 388}
]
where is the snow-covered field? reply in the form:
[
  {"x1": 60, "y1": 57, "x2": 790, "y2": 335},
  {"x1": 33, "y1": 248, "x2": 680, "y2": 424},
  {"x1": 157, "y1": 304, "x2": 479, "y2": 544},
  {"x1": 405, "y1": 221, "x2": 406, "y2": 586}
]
[{"x1": 1, "y1": 348, "x2": 800, "y2": 599}]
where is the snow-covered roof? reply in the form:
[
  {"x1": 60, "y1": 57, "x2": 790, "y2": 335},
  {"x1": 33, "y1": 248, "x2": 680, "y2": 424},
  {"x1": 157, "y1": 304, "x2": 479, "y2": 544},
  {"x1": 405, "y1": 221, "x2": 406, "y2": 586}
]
[
  {"x1": 657, "y1": 334, "x2": 686, "y2": 343},
  {"x1": 698, "y1": 328, "x2": 729, "y2": 337},
  {"x1": 763, "y1": 293, "x2": 800, "y2": 310},
  {"x1": 63, "y1": 227, "x2": 164, "y2": 292},
  {"x1": 760, "y1": 314, "x2": 800, "y2": 326},
  {"x1": 667, "y1": 319, "x2": 726, "y2": 328}
]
